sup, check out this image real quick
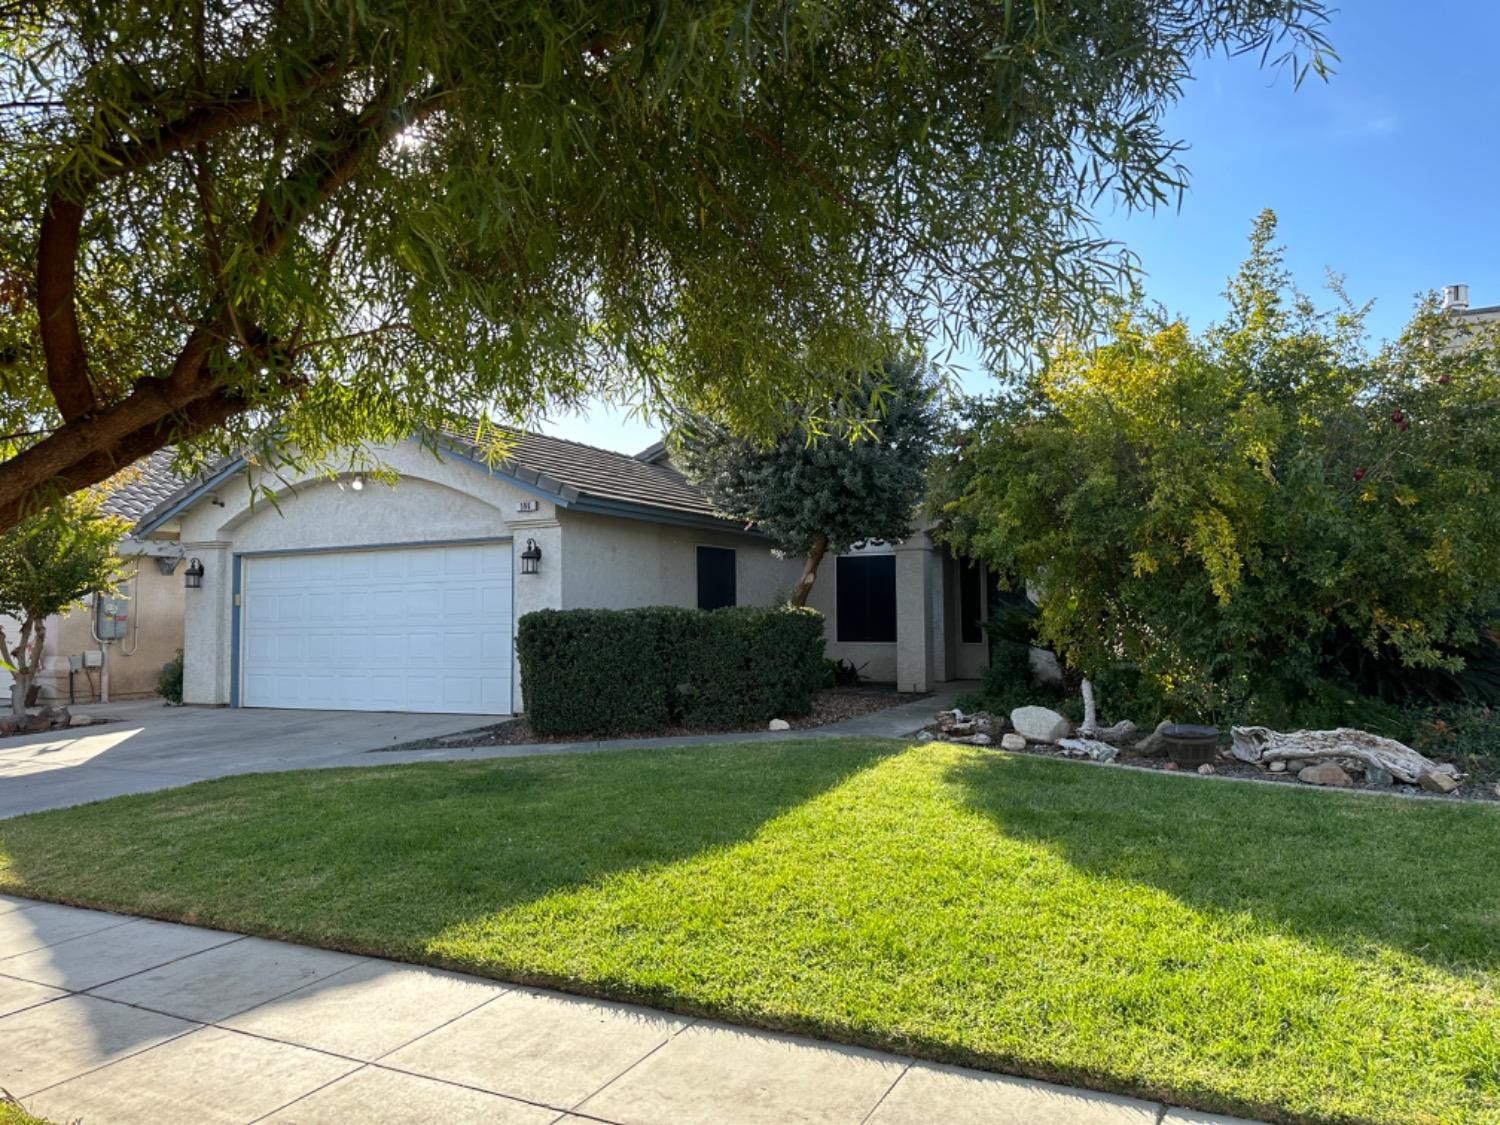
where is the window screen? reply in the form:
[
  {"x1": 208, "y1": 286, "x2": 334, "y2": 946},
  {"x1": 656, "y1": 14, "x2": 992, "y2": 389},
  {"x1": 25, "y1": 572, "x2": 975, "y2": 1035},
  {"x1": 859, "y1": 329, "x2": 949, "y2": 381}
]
[
  {"x1": 696, "y1": 546, "x2": 737, "y2": 610},
  {"x1": 836, "y1": 555, "x2": 897, "y2": 643}
]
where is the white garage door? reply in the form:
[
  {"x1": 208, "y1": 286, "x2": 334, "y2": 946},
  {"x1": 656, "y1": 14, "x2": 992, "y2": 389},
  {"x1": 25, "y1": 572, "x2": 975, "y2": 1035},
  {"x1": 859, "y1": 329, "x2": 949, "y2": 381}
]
[{"x1": 240, "y1": 542, "x2": 512, "y2": 714}]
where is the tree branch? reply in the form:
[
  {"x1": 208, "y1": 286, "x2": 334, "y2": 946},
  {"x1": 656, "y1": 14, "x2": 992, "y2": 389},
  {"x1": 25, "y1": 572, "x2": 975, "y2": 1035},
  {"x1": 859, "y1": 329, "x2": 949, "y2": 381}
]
[{"x1": 33, "y1": 59, "x2": 350, "y2": 426}]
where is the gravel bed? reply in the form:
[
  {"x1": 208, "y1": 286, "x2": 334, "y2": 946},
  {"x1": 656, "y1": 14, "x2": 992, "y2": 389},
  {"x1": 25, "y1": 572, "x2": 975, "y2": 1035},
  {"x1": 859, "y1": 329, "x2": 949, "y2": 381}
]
[
  {"x1": 929, "y1": 725, "x2": 1500, "y2": 802},
  {"x1": 382, "y1": 687, "x2": 929, "y2": 752}
]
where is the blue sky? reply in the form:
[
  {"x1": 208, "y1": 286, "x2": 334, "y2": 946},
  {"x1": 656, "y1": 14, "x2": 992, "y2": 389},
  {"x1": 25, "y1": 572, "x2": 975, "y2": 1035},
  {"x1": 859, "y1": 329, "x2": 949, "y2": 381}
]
[{"x1": 542, "y1": 1, "x2": 1500, "y2": 453}]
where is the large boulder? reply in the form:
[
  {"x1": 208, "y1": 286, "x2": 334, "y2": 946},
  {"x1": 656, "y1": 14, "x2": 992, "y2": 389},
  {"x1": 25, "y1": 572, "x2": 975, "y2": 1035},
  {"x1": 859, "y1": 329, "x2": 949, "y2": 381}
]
[{"x1": 1010, "y1": 706, "x2": 1071, "y2": 744}]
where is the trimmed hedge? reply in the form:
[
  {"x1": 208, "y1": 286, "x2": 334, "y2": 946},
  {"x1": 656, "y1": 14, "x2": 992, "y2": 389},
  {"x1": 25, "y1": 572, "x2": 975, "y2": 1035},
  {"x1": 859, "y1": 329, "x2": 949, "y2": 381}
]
[{"x1": 517, "y1": 605, "x2": 826, "y2": 735}]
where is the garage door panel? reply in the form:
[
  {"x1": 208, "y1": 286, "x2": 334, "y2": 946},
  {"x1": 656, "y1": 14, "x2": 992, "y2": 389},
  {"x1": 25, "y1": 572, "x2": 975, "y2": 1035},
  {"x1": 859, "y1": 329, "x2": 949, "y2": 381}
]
[{"x1": 241, "y1": 543, "x2": 512, "y2": 714}]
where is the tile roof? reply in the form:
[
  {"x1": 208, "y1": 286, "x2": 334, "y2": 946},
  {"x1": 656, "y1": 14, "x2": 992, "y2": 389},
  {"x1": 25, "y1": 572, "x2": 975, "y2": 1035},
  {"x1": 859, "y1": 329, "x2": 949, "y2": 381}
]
[
  {"x1": 441, "y1": 427, "x2": 719, "y2": 520},
  {"x1": 100, "y1": 449, "x2": 191, "y2": 522}
]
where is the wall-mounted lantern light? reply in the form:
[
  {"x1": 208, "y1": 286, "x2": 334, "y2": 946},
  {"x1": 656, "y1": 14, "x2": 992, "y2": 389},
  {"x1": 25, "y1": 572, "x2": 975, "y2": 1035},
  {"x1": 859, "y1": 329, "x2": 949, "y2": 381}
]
[
  {"x1": 185, "y1": 557, "x2": 205, "y2": 589},
  {"x1": 520, "y1": 539, "x2": 542, "y2": 576}
]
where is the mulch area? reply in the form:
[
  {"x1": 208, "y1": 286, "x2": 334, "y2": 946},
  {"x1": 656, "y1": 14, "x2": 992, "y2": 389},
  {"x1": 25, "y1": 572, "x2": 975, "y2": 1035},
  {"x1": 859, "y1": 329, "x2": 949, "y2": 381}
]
[
  {"x1": 943, "y1": 727, "x2": 1500, "y2": 803},
  {"x1": 382, "y1": 686, "x2": 929, "y2": 752}
]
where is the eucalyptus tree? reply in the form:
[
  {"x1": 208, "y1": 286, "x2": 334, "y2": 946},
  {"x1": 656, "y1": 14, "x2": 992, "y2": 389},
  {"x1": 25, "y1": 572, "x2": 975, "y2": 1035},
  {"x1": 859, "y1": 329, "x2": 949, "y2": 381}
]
[{"x1": 0, "y1": 0, "x2": 1332, "y2": 530}]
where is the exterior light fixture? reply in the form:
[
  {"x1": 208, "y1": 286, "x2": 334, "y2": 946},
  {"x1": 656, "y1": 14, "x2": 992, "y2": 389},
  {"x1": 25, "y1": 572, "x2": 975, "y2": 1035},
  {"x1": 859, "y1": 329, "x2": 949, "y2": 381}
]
[
  {"x1": 350, "y1": 473, "x2": 364, "y2": 491},
  {"x1": 520, "y1": 539, "x2": 542, "y2": 575},
  {"x1": 185, "y1": 558, "x2": 205, "y2": 589}
]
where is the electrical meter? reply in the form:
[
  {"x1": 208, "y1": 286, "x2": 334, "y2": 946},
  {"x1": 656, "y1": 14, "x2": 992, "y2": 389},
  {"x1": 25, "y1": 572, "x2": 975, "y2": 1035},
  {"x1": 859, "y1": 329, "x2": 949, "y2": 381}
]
[{"x1": 94, "y1": 594, "x2": 130, "y2": 641}]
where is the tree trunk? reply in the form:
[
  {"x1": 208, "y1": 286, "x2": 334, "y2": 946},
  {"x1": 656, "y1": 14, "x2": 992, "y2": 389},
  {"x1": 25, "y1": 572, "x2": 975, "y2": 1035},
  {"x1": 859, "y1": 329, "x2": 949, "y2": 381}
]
[
  {"x1": 10, "y1": 674, "x2": 32, "y2": 718},
  {"x1": 1229, "y1": 725, "x2": 1443, "y2": 785},
  {"x1": 1079, "y1": 677, "x2": 1098, "y2": 737},
  {"x1": 789, "y1": 532, "x2": 830, "y2": 608}
]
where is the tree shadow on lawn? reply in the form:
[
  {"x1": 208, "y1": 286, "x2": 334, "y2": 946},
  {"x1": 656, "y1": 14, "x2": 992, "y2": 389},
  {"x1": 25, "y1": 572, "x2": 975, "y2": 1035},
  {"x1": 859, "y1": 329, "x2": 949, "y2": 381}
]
[
  {"x1": 0, "y1": 740, "x2": 900, "y2": 978},
  {"x1": 945, "y1": 749, "x2": 1500, "y2": 970}
]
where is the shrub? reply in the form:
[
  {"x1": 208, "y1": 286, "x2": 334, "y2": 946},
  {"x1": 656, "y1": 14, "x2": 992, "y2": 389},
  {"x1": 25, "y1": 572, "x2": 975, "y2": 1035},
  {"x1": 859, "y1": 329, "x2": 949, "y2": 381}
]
[
  {"x1": 157, "y1": 649, "x2": 184, "y2": 705},
  {"x1": 517, "y1": 606, "x2": 826, "y2": 736},
  {"x1": 931, "y1": 212, "x2": 1500, "y2": 724}
]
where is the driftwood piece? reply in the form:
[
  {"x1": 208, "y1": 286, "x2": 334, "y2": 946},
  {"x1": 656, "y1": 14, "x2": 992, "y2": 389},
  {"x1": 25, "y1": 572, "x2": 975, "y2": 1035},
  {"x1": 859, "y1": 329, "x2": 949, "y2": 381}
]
[
  {"x1": 1058, "y1": 737, "x2": 1119, "y2": 763},
  {"x1": 1229, "y1": 725, "x2": 1441, "y2": 785}
]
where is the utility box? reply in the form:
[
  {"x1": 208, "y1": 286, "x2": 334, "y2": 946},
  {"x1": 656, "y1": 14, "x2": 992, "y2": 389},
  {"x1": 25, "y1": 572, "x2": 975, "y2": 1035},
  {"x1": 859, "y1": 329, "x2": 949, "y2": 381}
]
[{"x1": 94, "y1": 594, "x2": 130, "y2": 641}]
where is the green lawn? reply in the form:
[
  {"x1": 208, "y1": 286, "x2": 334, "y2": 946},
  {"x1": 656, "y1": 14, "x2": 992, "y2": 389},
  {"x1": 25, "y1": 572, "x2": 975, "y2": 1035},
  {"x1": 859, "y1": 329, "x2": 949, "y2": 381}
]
[{"x1": 1, "y1": 740, "x2": 1497, "y2": 1124}]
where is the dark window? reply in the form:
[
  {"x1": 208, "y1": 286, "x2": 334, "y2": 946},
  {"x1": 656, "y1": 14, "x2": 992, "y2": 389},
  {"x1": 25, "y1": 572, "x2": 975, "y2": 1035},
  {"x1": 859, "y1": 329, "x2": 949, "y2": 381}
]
[
  {"x1": 837, "y1": 555, "x2": 897, "y2": 643},
  {"x1": 960, "y1": 560, "x2": 983, "y2": 643},
  {"x1": 696, "y1": 546, "x2": 737, "y2": 610}
]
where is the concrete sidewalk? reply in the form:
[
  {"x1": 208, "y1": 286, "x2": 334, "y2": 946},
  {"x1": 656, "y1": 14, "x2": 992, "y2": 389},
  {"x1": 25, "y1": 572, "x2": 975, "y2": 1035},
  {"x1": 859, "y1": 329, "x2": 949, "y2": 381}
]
[{"x1": 0, "y1": 895, "x2": 1253, "y2": 1125}]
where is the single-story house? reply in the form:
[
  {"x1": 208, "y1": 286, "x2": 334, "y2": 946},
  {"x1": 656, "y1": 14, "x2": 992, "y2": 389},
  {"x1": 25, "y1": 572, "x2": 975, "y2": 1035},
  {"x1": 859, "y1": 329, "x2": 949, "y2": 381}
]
[
  {"x1": 1, "y1": 450, "x2": 191, "y2": 706},
  {"x1": 133, "y1": 430, "x2": 1006, "y2": 715}
]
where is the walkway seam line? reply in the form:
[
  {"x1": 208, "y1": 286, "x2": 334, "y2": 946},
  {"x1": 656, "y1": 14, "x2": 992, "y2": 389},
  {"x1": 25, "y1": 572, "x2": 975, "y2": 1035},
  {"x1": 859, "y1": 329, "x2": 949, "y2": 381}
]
[{"x1": 858, "y1": 1060, "x2": 912, "y2": 1125}]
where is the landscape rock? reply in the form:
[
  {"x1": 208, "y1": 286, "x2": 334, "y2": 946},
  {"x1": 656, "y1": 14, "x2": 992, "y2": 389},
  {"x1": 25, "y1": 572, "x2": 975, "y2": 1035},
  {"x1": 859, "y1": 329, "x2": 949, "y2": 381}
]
[
  {"x1": 956, "y1": 733, "x2": 992, "y2": 746},
  {"x1": 1162, "y1": 761, "x2": 1178, "y2": 771},
  {"x1": 1133, "y1": 720, "x2": 1172, "y2": 757},
  {"x1": 1010, "y1": 705, "x2": 1071, "y2": 744},
  {"x1": 67, "y1": 714, "x2": 96, "y2": 727},
  {"x1": 768, "y1": 718, "x2": 791, "y2": 731},
  {"x1": 1095, "y1": 719, "x2": 1139, "y2": 746},
  {"x1": 1000, "y1": 733, "x2": 1027, "y2": 752},
  {"x1": 1362, "y1": 764, "x2": 1394, "y2": 787},
  {"x1": 1297, "y1": 762, "x2": 1354, "y2": 787},
  {"x1": 1418, "y1": 769, "x2": 1459, "y2": 794},
  {"x1": 1197, "y1": 763, "x2": 1216, "y2": 775},
  {"x1": 915, "y1": 730, "x2": 936, "y2": 743},
  {"x1": 1268, "y1": 760, "x2": 1287, "y2": 773},
  {"x1": 947, "y1": 721, "x2": 978, "y2": 738},
  {"x1": 38, "y1": 704, "x2": 70, "y2": 724},
  {"x1": 933, "y1": 709, "x2": 965, "y2": 730}
]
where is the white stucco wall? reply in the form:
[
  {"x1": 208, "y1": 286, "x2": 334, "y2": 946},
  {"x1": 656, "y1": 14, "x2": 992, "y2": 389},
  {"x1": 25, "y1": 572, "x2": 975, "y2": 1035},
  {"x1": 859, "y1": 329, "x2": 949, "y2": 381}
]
[
  {"x1": 175, "y1": 439, "x2": 558, "y2": 710},
  {"x1": 559, "y1": 511, "x2": 797, "y2": 611}
]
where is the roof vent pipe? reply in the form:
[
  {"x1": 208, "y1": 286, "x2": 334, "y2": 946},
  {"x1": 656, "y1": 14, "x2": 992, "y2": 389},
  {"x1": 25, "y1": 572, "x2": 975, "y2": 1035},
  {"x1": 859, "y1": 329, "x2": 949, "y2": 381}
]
[{"x1": 1442, "y1": 283, "x2": 1470, "y2": 312}]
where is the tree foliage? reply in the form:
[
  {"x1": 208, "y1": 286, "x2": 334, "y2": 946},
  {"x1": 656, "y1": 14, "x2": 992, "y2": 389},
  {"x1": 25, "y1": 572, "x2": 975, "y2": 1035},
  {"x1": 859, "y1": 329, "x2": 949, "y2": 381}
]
[
  {"x1": 671, "y1": 356, "x2": 940, "y2": 604},
  {"x1": 0, "y1": 0, "x2": 1331, "y2": 528},
  {"x1": 0, "y1": 489, "x2": 127, "y2": 713},
  {"x1": 931, "y1": 211, "x2": 1500, "y2": 722}
]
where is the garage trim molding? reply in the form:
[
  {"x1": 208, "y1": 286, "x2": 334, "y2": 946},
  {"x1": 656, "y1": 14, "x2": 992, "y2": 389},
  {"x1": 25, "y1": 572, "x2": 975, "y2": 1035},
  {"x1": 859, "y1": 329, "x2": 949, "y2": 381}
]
[{"x1": 229, "y1": 536, "x2": 514, "y2": 709}]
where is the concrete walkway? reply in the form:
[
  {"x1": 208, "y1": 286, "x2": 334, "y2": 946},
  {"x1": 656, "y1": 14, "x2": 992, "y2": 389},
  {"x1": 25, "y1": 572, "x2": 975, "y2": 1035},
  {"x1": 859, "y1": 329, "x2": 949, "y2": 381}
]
[
  {"x1": 0, "y1": 687, "x2": 968, "y2": 819},
  {"x1": 0, "y1": 895, "x2": 1253, "y2": 1125}
]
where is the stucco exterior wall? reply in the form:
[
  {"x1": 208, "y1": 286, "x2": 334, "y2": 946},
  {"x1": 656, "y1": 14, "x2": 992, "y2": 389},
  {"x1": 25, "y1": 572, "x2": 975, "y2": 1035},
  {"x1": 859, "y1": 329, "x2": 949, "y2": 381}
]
[
  {"x1": 3, "y1": 548, "x2": 186, "y2": 707},
  {"x1": 558, "y1": 511, "x2": 796, "y2": 611},
  {"x1": 175, "y1": 439, "x2": 556, "y2": 709},
  {"x1": 37, "y1": 560, "x2": 184, "y2": 703}
]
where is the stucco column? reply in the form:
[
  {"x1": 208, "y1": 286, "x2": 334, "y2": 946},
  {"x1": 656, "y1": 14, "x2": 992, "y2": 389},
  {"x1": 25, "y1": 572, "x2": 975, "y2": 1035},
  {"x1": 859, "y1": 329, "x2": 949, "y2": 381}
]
[
  {"x1": 181, "y1": 540, "x2": 232, "y2": 705},
  {"x1": 894, "y1": 538, "x2": 936, "y2": 693},
  {"x1": 509, "y1": 520, "x2": 563, "y2": 713}
]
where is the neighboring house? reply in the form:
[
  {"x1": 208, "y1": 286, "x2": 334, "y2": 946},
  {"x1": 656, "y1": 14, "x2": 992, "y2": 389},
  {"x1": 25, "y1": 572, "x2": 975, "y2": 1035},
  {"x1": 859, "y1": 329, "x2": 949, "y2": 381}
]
[
  {"x1": 1443, "y1": 283, "x2": 1500, "y2": 330},
  {"x1": 135, "y1": 430, "x2": 1007, "y2": 716},
  {"x1": 0, "y1": 450, "x2": 191, "y2": 706}
]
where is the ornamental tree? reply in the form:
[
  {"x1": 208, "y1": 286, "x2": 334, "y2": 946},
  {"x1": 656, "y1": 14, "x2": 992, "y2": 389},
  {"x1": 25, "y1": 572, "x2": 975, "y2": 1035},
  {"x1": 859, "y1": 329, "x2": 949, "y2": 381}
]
[
  {"x1": 0, "y1": 491, "x2": 128, "y2": 715},
  {"x1": 670, "y1": 356, "x2": 939, "y2": 606},
  {"x1": 930, "y1": 211, "x2": 1500, "y2": 723},
  {"x1": 0, "y1": 0, "x2": 1331, "y2": 529}
]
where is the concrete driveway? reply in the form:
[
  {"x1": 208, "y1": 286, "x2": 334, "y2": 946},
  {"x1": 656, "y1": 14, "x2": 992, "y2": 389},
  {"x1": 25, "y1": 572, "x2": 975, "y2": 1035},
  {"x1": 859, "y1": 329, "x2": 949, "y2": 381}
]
[{"x1": 0, "y1": 702, "x2": 493, "y2": 819}]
